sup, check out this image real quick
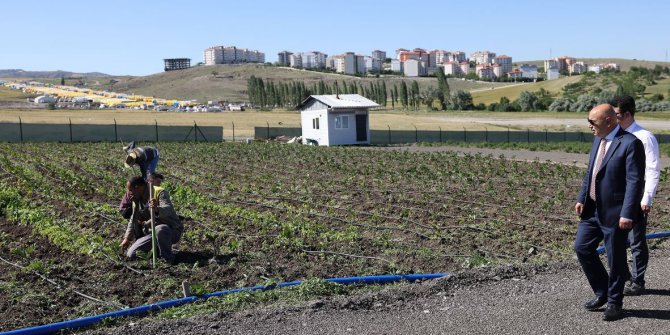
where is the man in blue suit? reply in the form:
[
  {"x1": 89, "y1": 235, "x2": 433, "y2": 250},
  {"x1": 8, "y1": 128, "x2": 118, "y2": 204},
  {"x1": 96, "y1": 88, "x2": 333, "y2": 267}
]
[{"x1": 574, "y1": 104, "x2": 645, "y2": 321}]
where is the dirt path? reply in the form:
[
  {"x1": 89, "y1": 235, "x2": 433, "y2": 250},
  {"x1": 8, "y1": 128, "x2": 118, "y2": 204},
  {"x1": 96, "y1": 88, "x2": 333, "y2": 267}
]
[
  {"x1": 371, "y1": 145, "x2": 670, "y2": 169},
  {"x1": 84, "y1": 246, "x2": 670, "y2": 335}
]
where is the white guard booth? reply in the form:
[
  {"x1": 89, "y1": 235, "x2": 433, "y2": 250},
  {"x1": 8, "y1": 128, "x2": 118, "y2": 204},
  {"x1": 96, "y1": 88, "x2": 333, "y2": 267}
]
[{"x1": 298, "y1": 94, "x2": 379, "y2": 146}]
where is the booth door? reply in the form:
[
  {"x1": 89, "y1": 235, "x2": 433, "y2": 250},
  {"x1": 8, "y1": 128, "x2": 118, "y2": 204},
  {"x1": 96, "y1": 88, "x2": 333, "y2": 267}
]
[{"x1": 356, "y1": 114, "x2": 367, "y2": 141}]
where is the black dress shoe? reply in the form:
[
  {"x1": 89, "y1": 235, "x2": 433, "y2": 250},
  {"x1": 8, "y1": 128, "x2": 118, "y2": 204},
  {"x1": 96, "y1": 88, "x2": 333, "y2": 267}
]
[
  {"x1": 584, "y1": 297, "x2": 607, "y2": 311},
  {"x1": 602, "y1": 304, "x2": 623, "y2": 321}
]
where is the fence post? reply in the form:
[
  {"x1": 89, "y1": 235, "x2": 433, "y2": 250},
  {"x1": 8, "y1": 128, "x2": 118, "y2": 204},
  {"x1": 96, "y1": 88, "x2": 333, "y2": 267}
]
[
  {"x1": 114, "y1": 118, "x2": 118, "y2": 142},
  {"x1": 69, "y1": 118, "x2": 73, "y2": 142},
  {"x1": 232, "y1": 122, "x2": 235, "y2": 142},
  {"x1": 194, "y1": 121, "x2": 198, "y2": 143},
  {"x1": 527, "y1": 129, "x2": 530, "y2": 143},
  {"x1": 507, "y1": 126, "x2": 510, "y2": 143},
  {"x1": 485, "y1": 127, "x2": 488, "y2": 142},
  {"x1": 266, "y1": 122, "x2": 270, "y2": 140},
  {"x1": 18, "y1": 117, "x2": 23, "y2": 143},
  {"x1": 545, "y1": 129, "x2": 548, "y2": 142},
  {"x1": 155, "y1": 120, "x2": 158, "y2": 142},
  {"x1": 463, "y1": 127, "x2": 466, "y2": 143},
  {"x1": 414, "y1": 125, "x2": 418, "y2": 143},
  {"x1": 387, "y1": 125, "x2": 391, "y2": 144},
  {"x1": 439, "y1": 126, "x2": 442, "y2": 142}
]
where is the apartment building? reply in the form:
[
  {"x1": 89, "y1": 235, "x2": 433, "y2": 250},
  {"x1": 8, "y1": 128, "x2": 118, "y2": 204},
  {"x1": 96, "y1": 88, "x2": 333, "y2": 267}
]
[
  {"x1": 556, "y1": 56, "x2": 576, "y2": 72},
  {"x1": 398, "y1": 48, "x2": 430, "y2": 63},
  {"x1": 334, "y1": 52, "x2": 365, "y2": 75},
  {"x1": 364, "y1": 56, "x2": 382, "y2": 73},
  {"x1": 450, "y1": 51, "x2": 467, "y2": 62},
  {"x1": 570, "y1": 61, "x2": 587, "y2": 74},
  {"x1": 277, "y1": 51, "x2": 293, "y2": 66},
  {"x1": 395, "y1": 48, "x2": 409, "y2": 60},
  {"x1": 493, "y1": 55, "x2": 513, "y2": 74},
  {"x1": 544, "y1": 59, "x2": 558, "y2": 72},
  {"x1": 476, "y1": 64, "x2": 495, "y2": 80},
  {"x1": 372, "y1": 50, "x2": 387, "y2": 61},
  {"x1": 390, "y1": 59, "x2": 403, "y2": 72},
  {"x1": 443, "y1": 61, "x2": 461, "y2": 76},
  {"x1": 471, "y1": 51, "x2": 496, "y2": 64},
  {"x1": 163, "y1": 58, "x2": 190, "y2": 71},
  {"x1": 435, "y1": 50, "x2": 452, "y2": 65},
  {"x1": 302, "y1": 51, "x2": 328, "y2": 69},
  {"x1": 289, "y1": 54, "x2": 303, "y2": 68},
  {"x1": 546, "y1": 68, "x2": 560, "y2": 80},
  {"x1": 404, "y1": 59, "x2": 427, "y2": 77},
  {"x1": 507, "y1": 68, "x2": 523, "y2": 80},
  {"x1": 518, "y1": 64, "x2": 538, "y2": 79},
  {"x1": 459, "y1": 61, "x2": 471, "y2": 74},
  {"x1": 204, "y1": 46, "x2": 265, "y2": 65}
]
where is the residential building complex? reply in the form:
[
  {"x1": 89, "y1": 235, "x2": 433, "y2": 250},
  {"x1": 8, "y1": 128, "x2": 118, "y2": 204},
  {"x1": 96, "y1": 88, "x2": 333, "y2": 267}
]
[{"x1": 204, "y1": 46, "x2": 265, "y2": 65}]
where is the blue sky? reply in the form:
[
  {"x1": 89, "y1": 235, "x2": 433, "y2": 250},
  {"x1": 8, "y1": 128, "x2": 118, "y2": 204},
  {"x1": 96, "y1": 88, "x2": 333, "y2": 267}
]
[{"x1": 2, "y1": 0, "x2": 668, "y2": 76}]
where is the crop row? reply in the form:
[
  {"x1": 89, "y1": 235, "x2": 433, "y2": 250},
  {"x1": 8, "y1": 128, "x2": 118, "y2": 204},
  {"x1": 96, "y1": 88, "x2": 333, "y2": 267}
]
[{"x1": 1, "y1": 142, "x2": 669, "y2": 330}]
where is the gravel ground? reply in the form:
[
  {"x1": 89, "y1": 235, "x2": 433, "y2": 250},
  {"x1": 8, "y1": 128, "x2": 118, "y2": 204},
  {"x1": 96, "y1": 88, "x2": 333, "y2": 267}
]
[{"x1": 81, "y1": 146, "x2": 670, "y2": 335}]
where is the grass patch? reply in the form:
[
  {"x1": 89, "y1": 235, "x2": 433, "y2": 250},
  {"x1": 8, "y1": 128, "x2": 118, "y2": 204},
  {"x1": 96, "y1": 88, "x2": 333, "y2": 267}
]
[{"x1": 159, "y1": 278, "x2": 351, "y2": 319}]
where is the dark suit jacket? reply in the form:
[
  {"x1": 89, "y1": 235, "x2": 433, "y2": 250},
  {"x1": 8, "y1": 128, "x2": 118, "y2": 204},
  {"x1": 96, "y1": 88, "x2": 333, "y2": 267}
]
[{"x1": 577, "y1": 127, "x2": 645, "y2": 227}]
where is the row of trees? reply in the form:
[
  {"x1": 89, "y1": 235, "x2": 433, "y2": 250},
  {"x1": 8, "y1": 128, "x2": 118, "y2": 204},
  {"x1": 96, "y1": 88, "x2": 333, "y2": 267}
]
[
  {"x1": 247, "y1": 76, "x2": 390, "y2": 109},
  {"x1": 247, "y1": 65, "x2": 670, "y2": 112}
]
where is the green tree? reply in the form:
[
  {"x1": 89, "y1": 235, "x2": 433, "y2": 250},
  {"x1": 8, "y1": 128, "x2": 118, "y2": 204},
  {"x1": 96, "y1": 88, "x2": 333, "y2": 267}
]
[
  {"x1": 435, "y1": 68, "x2": 450, "y2": 110},
  {"x1": 410, "y1": 81, "x2": 420, "y2": 110},
  {"x1": 517, "y1": 91, "x2": 539, "y2": 112},
  {"x1": 400, "y1": 81, "x2": 409, "y2": 108},
  {"x1": 451, "y1": 90, "x2": 474, "y2": 111}
]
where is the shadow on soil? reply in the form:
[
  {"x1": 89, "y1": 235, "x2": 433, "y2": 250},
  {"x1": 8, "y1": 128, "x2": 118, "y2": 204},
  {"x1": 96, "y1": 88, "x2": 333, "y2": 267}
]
[{"x1": 625, "y1": 309, "x2": 670, "y2": 320}]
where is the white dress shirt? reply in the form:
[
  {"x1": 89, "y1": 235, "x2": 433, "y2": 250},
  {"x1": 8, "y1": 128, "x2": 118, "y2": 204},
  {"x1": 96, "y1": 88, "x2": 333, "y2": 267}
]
[{"x1": 624, "y1": 121, "x2": 660, "y2": 206}]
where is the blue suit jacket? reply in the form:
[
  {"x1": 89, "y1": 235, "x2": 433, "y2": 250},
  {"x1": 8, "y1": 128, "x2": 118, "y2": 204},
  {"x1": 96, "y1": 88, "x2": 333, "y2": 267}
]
[{"x1": 577, "y1": 128, "x2": 645, "y2": 227}]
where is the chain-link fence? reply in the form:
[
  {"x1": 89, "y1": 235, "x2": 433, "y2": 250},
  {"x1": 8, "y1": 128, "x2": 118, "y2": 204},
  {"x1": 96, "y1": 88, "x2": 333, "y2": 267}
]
[
  {"x1": 255, "y1": 126, "x2": 670, "y2": 144},
  {"x1": 0, "y1": 121, "x2": 223, "y2": 142}
]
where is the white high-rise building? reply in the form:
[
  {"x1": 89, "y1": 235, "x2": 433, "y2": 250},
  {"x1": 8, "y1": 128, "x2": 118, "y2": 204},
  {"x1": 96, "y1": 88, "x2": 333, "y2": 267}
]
[{"x1": 204, "y1": 46, "x2": 265, "y2": 65}]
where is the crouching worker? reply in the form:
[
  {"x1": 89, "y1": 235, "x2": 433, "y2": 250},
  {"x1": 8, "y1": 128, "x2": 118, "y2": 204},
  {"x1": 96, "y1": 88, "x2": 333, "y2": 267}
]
[
  {"x1": 123, "y1": 141, "x2": 160, "y2": 180},
  {"x1": 120, "y1": 176, "x2": 183, "y2": 264}
]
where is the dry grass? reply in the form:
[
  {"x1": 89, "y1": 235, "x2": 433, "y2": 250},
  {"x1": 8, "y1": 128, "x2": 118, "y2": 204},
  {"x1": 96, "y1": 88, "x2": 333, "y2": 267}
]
[{"x1": 471, "y1": 76, "x2": 582, "y2": 105}]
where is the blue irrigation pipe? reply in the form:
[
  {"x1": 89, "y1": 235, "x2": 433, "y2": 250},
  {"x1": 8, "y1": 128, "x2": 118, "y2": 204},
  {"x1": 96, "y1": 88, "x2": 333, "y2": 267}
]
[
  {"x1": 0, "y1": 273, "x2": 448, "y2": 335},
  {"x1": 596, "y1": 231, "x2": 670, "y2": 254}
]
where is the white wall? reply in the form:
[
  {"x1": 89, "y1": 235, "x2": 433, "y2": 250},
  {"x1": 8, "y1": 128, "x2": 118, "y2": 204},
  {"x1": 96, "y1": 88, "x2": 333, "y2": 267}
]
[{"x1": 301, "y1": 109, "x2": 328, "y2": 145}]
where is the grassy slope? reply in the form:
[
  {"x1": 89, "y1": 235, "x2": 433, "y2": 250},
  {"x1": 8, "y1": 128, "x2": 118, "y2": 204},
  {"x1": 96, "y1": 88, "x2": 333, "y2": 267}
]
[
  {"x1": 78, "y1": 64, "x2": 515, "y2": 103},
  {"x1": 0, "y1": 87, "x2": 35, "y2": 101},
  {"x1": 471, "y1": 76, "x2": 582, "y2": 105}
]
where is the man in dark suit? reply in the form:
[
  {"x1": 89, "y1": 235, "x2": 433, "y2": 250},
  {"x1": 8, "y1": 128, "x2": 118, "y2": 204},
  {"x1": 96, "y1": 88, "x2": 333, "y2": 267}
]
[{"x1": 574, "y1": 104, "x2": 645, "y2": 321}]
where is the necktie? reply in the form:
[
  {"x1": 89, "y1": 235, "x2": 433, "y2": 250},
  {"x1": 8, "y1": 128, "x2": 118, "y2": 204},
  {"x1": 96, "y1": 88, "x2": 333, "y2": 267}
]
[{"x1": 589, "y1": 138, "x2": 607, "y2": 201}]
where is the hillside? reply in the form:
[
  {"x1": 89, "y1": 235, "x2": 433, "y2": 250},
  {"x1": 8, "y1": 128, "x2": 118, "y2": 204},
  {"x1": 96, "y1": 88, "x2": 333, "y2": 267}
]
[
  {"x1": 83, "y1": 64, "x2": 516, "y2": 103},
  {"x1": 471, "y1": 76, "x2": 583, "y2": 105},
  {"x1": 0, "y1": 69, "x2": 109, "y2": 79},
  {"x1": 517, "y1": 58, "x2": 670, "y2": 71}
]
